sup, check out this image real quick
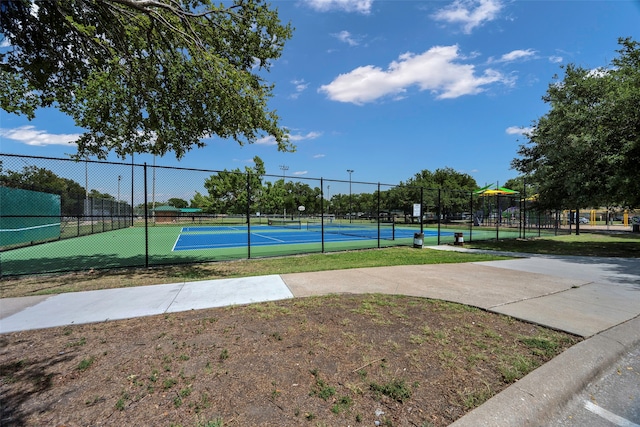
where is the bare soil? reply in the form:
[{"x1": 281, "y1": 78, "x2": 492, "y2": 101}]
[{"x1": 1, "y1": 293, "x2": 579, "y2": 427}]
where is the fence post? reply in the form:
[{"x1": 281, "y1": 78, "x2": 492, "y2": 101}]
[
  {"x1": 320, "y1": 178, "x2": 325, "y2": 253},
  {"x1": 131, "y1": 155, "x2": 135, "y2": 227},
  {"x1": 77, "y1": 194, "x2": 81, "y2": 237},
  {"x1": 144, "y1": 163, "x2": 149, "y2": 268},
  {"x1": 420, "y1": 187, "x2": 424, "y2": 235},
  {"x1": 522, "y1": 178, "x2": 527, "y2": 239},
  {"x1": 247, "y1": 172, "x2": 251, "y2": 260},
  {"x1": 495, "y1": 195, "x2": 499, "y2": 241},
  {"x1": 469, "y1": 190, "x2": 473, "y2": 242},
  {"x1": 539, "y1": 211, "x2": 542, "y2": 237},
  {"x1": 90, "y1": 197, "x2": 94, "y2": 234},
  {"x1": 377, "y1": 183, "x2": 381, "y2": 249},
  {"x1": 437, "y1": 188, "x2": 441, "y2": 245},
  {"x1": 101, "y1": 199, "x2": 106, "y2": 232}
]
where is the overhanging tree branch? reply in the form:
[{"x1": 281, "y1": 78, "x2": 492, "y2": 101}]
[{"x1": 1, "y1": 0, "x2": 294, "y2": 159}]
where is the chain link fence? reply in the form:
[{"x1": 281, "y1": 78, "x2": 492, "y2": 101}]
[{"x1": 1, "y1": 153, "x2": 562, "y2": 276}]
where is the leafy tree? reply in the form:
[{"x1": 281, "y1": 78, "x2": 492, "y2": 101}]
[
  {"x1": 190, "y1": 191, "x2": 214, "y2": 213},
  {"x1": 192, "y1": 156, "x2": 265, "y2": 215},
  {"x1": 502, "y1": 177, "x2": 537, "y2": 197},
  {"x1": 513, "y1": 38, "x2": 640, "y2": 209},
  {"x1": 167, "y1": 198, "x2": 188, "y2": 208},
  {"x1": 285, "y1": 181, "x2": 321, "y2": 215},
  {"x1": 328, "y1": 193, "x2": 346, "y2": 216},
  {"x1": 258, "y1": 180, "x2": 284, "y2": 214},
  {"x1": 388, "y1": 167, "x2": 477, "y2": 219},
  {"x1": 0, "y1": 165, "x2": 86, "y2": 214},
  {"x1": 432, "y1": 168, "x2": 476, "y2": 219},
  {"x1": 1, "y1": 0, "x2": 294, "y2": 159},
  {"x1": 88, "y1": 189, "x2": 115, "y2": 200}
]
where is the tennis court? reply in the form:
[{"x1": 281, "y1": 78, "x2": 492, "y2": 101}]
[
  {"x1": 1, "y1": 221, "x2": 460, "y2": 276},
  {"x1": 173, "y1": 223, "x2": 449, "y2": 251}
]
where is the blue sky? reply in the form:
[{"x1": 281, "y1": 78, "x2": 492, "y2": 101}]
[{"x1": 2, "y1": 0, "x2": 640, "y2": 194}]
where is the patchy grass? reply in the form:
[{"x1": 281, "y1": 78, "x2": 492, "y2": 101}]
[
  {"x1": 0, "y1": 294, "x2": 580, "y2": 426},
  {"x1": 4, "y1": 235, "x2": 621, "y2": 425},
  {"x1": 0, "y1": 247, "x2": 507, "y2": 298},
  {"x1": 468, "y1": 232, "x2": 640, "y2": 257}
]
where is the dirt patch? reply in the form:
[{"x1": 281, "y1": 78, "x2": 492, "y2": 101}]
[{"x1": 0, "y1": 294, "x2": 579, "y2": 426}]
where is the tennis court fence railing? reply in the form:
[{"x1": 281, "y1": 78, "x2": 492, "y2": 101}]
[{"x1": 1, "y1": 153, "x2": 567, "y2": 276}]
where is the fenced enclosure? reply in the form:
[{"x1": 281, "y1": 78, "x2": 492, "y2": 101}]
[{"x1": 1, "y1": 153, "x2": 562, "y2": 277}]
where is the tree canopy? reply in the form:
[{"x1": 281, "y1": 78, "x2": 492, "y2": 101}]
[
  {"x1": 0, "y1": 0, "x2": 294, "y2": 159},
  {"x1": 512, "y1": 38, "x2": 640, "y2": 209},
  {"x1": 191, "y1": 156, "x2": 265, "y2": 214},
  {"x1": 392, "y1": 167, "x2": 477, "y2": 219},
  {"x1": 1, "y1": 165, "x2": 87, "y2": 214}
]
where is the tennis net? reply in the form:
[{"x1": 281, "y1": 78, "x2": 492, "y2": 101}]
[
  {"x1": 267, "y1": 219, "x2": 302, "y2": 229},
  {"x1": 306, "y1": 220, "x2": 395, "y2": 240}
]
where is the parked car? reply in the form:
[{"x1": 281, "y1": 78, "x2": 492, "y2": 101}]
[{"x1": 578, "y1": 217, "x2": 589, "y2": 224}]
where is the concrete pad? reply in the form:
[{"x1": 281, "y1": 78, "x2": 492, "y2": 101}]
[
  {"x1": 492, "y1": 283, "x2": 640, "y2": 337},
  {"x1": 0, "y1": 283, "x2": 184, "y2": 333},
  {"x1": 282, "y1": 263, "x2": 586, "y2": 309},
  {"x1": 0, "y1": 276, "x2": 294, "y2": 333},
  {"x1": 0, "y1": 295, "x2": 51, "y2": 319},
  {"x1": 476, "y1": 256, "x2": 640, "y2": 287},
  {"x1": 166, "y1": 275, "x2": 293, "y2": 312}
]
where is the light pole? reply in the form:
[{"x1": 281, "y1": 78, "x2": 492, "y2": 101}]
[
  {"x1": 279, "y1": 164, "x2": 289, "y2": 219},
  {"x1": 347, "y1": 169, "x2": 354, "y2": 223}
]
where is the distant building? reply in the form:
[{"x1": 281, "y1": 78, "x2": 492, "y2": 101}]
[{"x1": 152, "y1": 206, "x2": 203, "y2": 223}]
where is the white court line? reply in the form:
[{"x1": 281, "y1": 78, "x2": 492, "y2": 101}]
[
  {"x1": 0, "y1": 223, "x2": 61, "y2": 232},
  {"x1": 251, "y1": 232, "x2": 285, "y2": 243},
  {"x1": 584, "y1": 400, "x2": 640, "y2": 427},
  {"x1": 171, "y1": 235, "x2": 181, "y2": 251}
]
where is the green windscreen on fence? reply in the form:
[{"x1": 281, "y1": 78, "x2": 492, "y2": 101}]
[{"x1": 0, "y1": 186, "x2": 61, "y2": 246}]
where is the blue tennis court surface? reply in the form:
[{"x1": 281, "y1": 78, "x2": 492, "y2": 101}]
[{"x1": 173, "y1": 225, "x2": 449, "y2": 251}]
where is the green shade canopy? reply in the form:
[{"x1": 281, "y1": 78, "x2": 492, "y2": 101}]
[{"x1": 475, "y1": 186, "x2": 519, "y2": 196}]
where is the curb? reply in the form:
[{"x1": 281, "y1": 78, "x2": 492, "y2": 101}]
[{"x1": 449, "y1": 314, "x2": 640, "y2": 426}]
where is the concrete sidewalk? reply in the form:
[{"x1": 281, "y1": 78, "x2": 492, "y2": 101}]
[
  {"x1": 0, "y1": 275, "x2": 294, "y2": 333},
  {"x1": 1, "y1": 250, "x2": 639, "y2": 426}
]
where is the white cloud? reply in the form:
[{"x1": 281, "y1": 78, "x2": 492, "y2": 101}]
[
  {"x1": 289, "y1": 79, "x2": 310, "y2": 99},
  {"x1": 256, "y1": 135, "x2": 278, "y2": 145},
  {"x1": 432, "y1": 0, "x2": 504, "y2": 34},
  {"x1": 304, "y1": 0, "x2": 373, "y2": 14},
  {"x1": 0, "y1": 126, "x2": 80, "y2": 146},
  {"x1": 495, "y1": 49, "x2": 536, "y2": 63},
  {"x1": 290, "y1": 131, "x2": 322, "y2": 141},
  {"x1": 332, "y1": 30, "x2": 359, "y2": 46},
  {"x1": 256, "y1": 131, "x2": 322, "y2": 145},
  {"x1": 292, "y1": 79, "x2": 309, "y2": 92},
  {"x1": 232, "y1": 158, "x2": 257, "y2": 164},
  {"x1": 549, "y1": 55, "x2": 563, "y2": 64},
  {"x1": 506, "y1": 126, "x2": 533, "y2": 136},
  {"x1": 587, "y1": 68, "x2": 609, "y2": 78},
  {"x1": 313, "y1": 154, "x2": 326, "y2": 159},
  {"x1": 293, "y1": 170, "x2": 308, "y2": 176},
  {"x1": 319, "y1": 45, "x2": 510, "y2": 104}
]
